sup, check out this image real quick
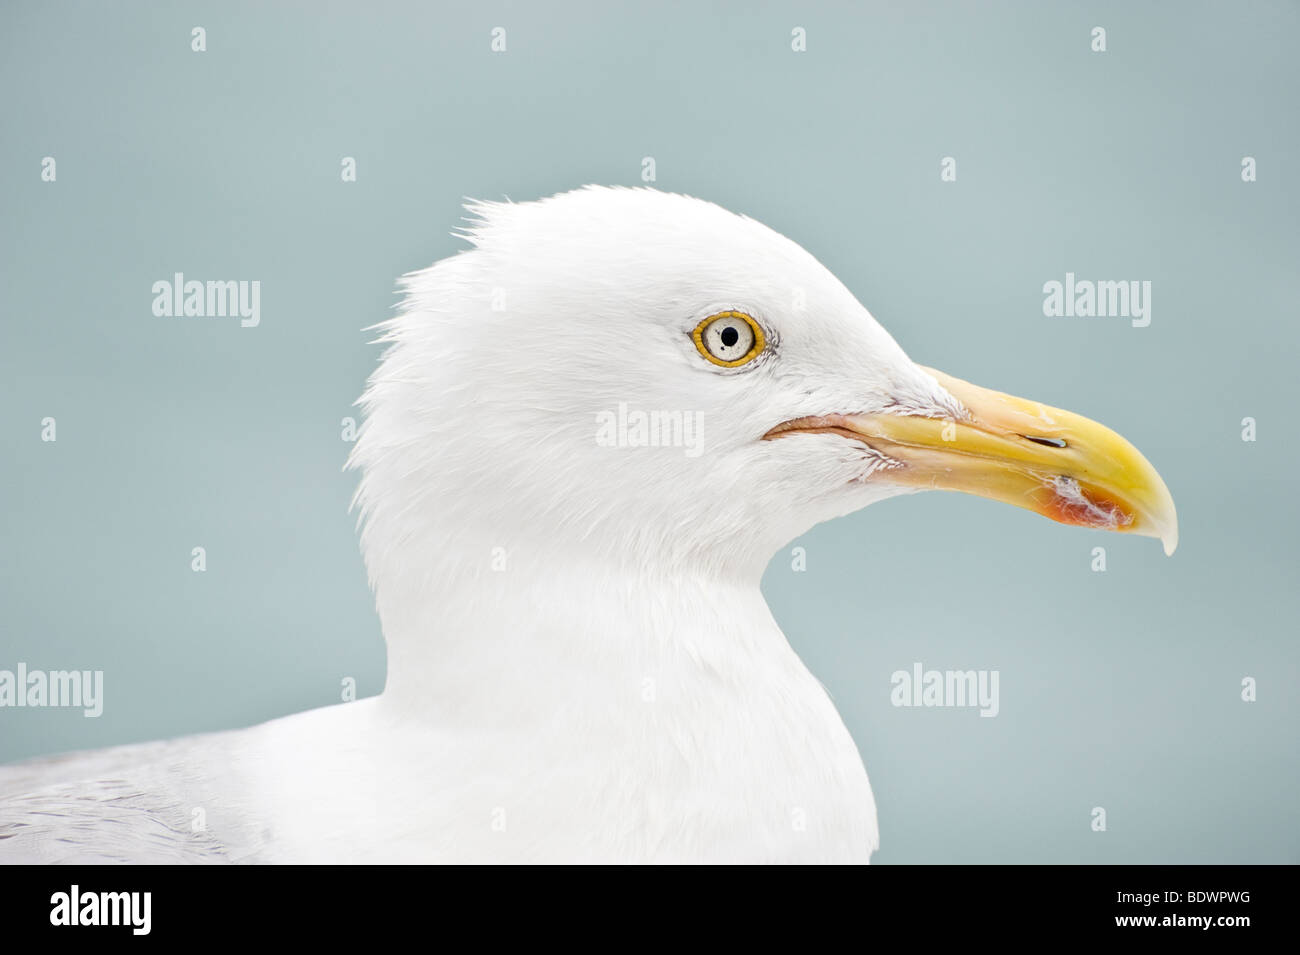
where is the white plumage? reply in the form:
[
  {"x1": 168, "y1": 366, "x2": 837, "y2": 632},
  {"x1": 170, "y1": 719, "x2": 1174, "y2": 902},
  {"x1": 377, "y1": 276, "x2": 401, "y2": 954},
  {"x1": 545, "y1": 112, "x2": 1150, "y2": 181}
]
[{"x1": 1, "y1": 186, "x2": 1174, "y2": 863}]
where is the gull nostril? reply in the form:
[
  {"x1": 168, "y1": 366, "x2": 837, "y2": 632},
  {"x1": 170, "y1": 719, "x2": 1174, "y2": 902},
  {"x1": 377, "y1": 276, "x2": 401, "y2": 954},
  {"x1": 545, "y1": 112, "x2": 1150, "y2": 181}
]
[{"x1": 1022, "y1": 435, "x2": 1068, "y2": 449}]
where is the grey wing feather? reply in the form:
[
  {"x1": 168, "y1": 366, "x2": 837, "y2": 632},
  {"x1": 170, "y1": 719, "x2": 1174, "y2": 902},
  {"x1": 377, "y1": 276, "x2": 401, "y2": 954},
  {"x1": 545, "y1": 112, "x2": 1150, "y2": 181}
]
[{"x1": 0, "y1": 741, "x2": 232, "y2": 864}]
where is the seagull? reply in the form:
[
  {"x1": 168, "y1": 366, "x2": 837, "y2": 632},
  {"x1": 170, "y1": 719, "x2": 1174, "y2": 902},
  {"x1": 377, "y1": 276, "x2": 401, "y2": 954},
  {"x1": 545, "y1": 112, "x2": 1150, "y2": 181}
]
[{"x1": 0, "y1": 186, "x2": 1176, "y2": 863}]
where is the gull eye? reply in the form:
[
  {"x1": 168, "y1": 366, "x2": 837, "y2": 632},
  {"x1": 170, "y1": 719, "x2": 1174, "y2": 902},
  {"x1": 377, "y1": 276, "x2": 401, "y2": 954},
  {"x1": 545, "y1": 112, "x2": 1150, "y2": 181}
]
[{"x1": 691, "y1": 311, "x2": 765, "y2": 367}]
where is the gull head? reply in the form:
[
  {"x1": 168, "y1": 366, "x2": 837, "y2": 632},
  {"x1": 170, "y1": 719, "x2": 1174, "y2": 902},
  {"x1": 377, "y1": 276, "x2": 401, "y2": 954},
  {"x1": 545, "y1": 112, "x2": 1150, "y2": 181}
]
[{"x1": 351, "y1": 186, "x2": 1177, "y2": 587}]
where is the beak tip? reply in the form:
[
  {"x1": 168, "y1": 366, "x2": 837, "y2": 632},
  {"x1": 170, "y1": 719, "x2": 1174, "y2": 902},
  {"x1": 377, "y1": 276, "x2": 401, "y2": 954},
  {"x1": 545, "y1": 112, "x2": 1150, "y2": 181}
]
[
  {"x1": 1154, "y1": 507, "x2": 1178, "y2": 556},
  {"x1": 1155, "y1": 488, "x2": 1178, "y2": 557}
]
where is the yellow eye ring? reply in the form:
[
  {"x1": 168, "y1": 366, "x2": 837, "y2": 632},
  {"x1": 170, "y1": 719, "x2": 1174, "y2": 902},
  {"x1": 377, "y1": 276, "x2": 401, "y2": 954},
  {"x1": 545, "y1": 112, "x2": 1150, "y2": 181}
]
[{"x1": 691, "y1": 311, "x2": 766, "y2": 367}]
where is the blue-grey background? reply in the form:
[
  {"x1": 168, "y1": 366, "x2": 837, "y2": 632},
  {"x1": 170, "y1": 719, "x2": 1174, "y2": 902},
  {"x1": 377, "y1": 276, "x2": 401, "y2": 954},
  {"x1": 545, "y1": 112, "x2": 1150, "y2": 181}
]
[{"x1": 2, "y1": 0, "x2": 1296, "y2": 863}]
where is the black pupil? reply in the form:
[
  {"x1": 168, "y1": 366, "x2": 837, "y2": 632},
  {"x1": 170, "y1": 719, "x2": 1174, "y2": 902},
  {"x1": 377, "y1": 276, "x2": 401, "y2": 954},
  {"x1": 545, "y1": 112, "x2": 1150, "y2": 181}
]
[{"x1": 720, "y1": 325, "x2": 740, "y2": 348}]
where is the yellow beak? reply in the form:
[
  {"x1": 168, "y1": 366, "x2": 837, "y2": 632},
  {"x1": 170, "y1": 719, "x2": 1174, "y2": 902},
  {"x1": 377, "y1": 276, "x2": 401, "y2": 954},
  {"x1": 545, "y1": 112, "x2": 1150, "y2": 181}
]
[{"x1": 768, "y1": 366, "x2": 1178, "y2": 555}]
